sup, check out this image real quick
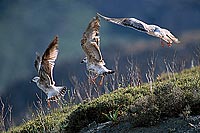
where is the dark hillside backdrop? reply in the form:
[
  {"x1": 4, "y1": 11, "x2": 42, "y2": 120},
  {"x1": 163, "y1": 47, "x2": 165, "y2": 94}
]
[{"x1": 0, "y1": 0, "x2": 200, "y2": 126}]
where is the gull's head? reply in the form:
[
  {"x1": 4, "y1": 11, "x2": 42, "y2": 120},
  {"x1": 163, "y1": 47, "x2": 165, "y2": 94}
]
[
  {"x1": 31, "y1": 76, "x2": 40, "y2": 83},
  {"x1": 81, "y1": 57, "x2": 88, "y2": 64}
]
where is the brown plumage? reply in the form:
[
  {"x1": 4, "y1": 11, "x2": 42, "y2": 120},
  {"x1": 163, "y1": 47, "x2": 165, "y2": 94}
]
[
  {"x1": 40, "y1": 36, "x2": 58, "y2": 85},
  {"x1": 32, "y1": 36, "x2": 66, "y2": 106},
  {"x1": 81, "y1": 15, "x2": 114, "y2": 85},
  {"x1": 81, "y1": 16, "x2": 105, "y2": 65}
]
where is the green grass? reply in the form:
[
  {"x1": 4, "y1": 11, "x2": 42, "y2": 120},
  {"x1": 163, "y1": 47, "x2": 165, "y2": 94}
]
[{"x1": 9, "y1": 66, "x2": 200, "y2": 133}]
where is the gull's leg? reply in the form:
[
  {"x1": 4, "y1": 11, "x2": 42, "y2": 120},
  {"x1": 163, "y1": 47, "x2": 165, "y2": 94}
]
[
  {"x1": 87, "y1": 71, "x2": 94, "y2": 84},
  {"x1": 47, "y1": 100, "x2": 51, "y2": 108},
  {"x1": 99, "y1": 75, "x2": 104, "y2": 86},
  {"x1": 88, "y1": 75, "x2": 93, "y2": 84},
  {"x1": 160, "y1": 39, "x2": 165, "y2": 47},
  {"x1": 91, "y1": 74, "x2": 98, "y2": 84},
  {"x1": 88, "y1": 72, "x2": 98, "y2": 84},
  {"x1": 167, "y1": 43, "x2": 172, "y2": 47}
]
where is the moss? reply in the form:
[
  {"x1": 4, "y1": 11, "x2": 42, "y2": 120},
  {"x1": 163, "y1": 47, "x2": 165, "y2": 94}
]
[
  {"x1": 9, "y1": 66, "x2": 200, "y2": 132},
  {"x1": 128, "y1": 95, "x2": 161, "y2": 126},
  {"x1": 10, "y1": 105, "x2": 78, "y2": 133}
]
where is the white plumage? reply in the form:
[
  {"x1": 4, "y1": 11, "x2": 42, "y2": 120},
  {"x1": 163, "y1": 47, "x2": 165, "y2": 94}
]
[{"x1": 97, "y1": 13, "x2": 180, "y2": 47}]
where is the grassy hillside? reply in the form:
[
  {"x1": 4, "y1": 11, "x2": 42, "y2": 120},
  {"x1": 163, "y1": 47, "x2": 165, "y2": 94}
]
[{"x1": 9, "y1": 66, "x2": 200, "y2": 132}]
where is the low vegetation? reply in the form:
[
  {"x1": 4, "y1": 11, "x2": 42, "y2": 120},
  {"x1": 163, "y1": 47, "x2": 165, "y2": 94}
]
[{"x1": 9, "y1": 66, "x2": 200, "y2": 132}]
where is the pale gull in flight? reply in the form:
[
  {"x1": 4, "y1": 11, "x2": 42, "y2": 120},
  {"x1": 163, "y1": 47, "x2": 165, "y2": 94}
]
[
  {"x1": 97, "y1": 13, "x2": 180, "y2": 47},
  {"x1": 32, "y1": 36, "x2": 66, "y2": 107}
]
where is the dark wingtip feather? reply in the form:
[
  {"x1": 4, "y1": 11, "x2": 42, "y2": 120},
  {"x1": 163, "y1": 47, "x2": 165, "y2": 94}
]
[
  {"x1": 53, "y1": 35, "x2": 59, "y2": 45},
  {"x1": 96, "y1": 13, "x2": 110, "y2": 21}
]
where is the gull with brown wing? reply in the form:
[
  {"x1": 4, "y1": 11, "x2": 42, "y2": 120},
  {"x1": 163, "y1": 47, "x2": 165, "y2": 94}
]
[
  {"x1": 81, "y1": 16, "x2": 114, "y2": 85},
  {"x1": 31, "y1": 36, "x2": 66, "y2": 107},
  {"x1": 97, "y1": 13, "x2": 180, "y2": 47}
]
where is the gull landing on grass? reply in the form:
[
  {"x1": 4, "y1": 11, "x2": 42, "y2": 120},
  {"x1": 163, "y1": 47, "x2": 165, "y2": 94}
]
[
  {"x1": 81, "y1": 15, "x2": 115, "y2": 85},
  {"x1": 31, "y1": 36, "x2": 66, "y2": 107},
  {"x1": 97, "y1": 13, "x2": 180, "y2": 47}
]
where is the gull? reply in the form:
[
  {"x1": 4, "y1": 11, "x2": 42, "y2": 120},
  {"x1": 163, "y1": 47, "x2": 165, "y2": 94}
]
[
  {"x1": 97, "y1": 13, "x2": 180, "y2": 47},
  {"x1": 81, "y1": 15, "x2": 115, "y2": 85},
  {"x1": 31, "y1": 36, "x2": 66, "y2": 107}
]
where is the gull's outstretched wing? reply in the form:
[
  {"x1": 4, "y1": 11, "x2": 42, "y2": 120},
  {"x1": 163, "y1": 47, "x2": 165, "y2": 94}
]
[
  {"x1": 97, "y1": 13, "x2": 148, "y2": 33},
  {"x1": 40, "y1": 36, "x2": 59, "y2": 85},
  {"x1": 97, "y1": 13, "x2": 180, "y2": 46},
  {"x1": 81, "y1": 16, "x2": 104, "y2": 63}
]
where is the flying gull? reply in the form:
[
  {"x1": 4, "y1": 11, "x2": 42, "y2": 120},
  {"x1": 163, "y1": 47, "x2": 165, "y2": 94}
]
[
  {"x1": 81, "y1": 15, "x2": 115, "y2": 85},
  {"x1": 97, "y1": 13, "x2": 180, "y2": 47},
  {"x1": 32, "y1": 36, "x2": 66, "y2": 107}
]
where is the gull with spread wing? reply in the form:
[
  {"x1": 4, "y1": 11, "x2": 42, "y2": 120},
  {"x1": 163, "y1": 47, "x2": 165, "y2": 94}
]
[
  {"x1": 81, "y1": 16, "x2": 115, "y2": 85},
  {"x1": 97, "y1": 13, "x2": 180, "y2": 47},
  {"x1": 32, "y1": 36, "x2": 66, "y2": 107}
]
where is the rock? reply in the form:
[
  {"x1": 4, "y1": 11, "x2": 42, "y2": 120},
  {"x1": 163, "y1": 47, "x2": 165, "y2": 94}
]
[{"x1": 80, "y1": 116, "x2": 200, "y2": 133}]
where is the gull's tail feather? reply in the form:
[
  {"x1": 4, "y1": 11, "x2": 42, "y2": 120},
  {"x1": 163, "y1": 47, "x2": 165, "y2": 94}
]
[
  {"x1": 47, "y1": 86, "x2": 67, "y2": 101},
  {"x1": 103, "y1": 70, "x2": 115, "y2": 76},
  {"x1": 108, "y1": 70, "x2": 115, "y2": 74},
  {"x1": 167, "y1": 33, "x2": 180, "y2": 44},
  {"x1": 161, "y1": 29, "x2": 180, "y2": 44}
]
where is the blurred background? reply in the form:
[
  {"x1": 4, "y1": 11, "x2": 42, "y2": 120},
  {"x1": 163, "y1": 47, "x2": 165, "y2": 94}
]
[{"x1": 0, "y1": 0, "x2": 200, "y2": 126}]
